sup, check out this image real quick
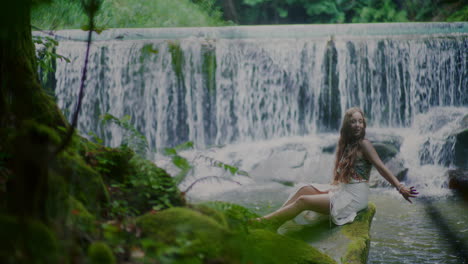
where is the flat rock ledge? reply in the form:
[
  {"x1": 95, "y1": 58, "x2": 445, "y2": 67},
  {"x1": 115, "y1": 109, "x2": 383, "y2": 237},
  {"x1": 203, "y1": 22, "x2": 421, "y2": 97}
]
[{"x1": 278, "y1": 203, "x2": 376, "y2": 264}]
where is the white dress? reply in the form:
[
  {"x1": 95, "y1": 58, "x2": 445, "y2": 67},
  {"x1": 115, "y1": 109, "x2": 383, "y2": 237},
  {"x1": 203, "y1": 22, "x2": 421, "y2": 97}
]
[{"x1": 284, "y1": 179, "x2": 370, "y2": 226}]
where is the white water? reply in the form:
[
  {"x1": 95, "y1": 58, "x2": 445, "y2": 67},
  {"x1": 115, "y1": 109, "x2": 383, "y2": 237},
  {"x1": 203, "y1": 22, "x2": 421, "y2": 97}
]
[
  {"x1": 52, "y1": 24, "x2": 468, "y2": 150},
  {"x1": 155, "y1": 107, "x2": 466, "y2": 201}
]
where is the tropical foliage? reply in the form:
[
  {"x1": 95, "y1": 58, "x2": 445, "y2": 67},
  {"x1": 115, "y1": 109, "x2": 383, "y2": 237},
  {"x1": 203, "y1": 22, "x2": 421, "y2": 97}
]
[
  {"x1": 32, "y1": 0, "x2": 226, "y2": 30},
  {"x1": 216, "y1": 0, "x2": 467, "y2": 24}
]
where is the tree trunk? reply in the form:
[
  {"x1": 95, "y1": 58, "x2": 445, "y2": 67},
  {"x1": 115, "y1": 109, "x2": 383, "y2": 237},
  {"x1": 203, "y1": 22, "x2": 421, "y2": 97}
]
[
  {"x1": 0, "y1": 0, "x2": 67, "y2": 128},
  {"x1": 0, "y1": 0, "x2": 67, "y2": 221}
]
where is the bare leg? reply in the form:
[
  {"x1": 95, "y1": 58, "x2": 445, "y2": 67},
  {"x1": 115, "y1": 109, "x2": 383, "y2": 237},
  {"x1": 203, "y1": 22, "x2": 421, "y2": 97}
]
[
  {"x1": 261, "y1": 194, "x2": 330, "y2": 224},
  {"x1": 281, "y1": 185, "x2": 328, "y2": 208}
]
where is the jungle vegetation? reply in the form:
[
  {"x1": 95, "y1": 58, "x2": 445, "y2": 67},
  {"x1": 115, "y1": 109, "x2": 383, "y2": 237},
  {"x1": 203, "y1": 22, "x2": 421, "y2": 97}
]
[{"x1": 31, "y1": 0, "x2": 468, "y2": 31}]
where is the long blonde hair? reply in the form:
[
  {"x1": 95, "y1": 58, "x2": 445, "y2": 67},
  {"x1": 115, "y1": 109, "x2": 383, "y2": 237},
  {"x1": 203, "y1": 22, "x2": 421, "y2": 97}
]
[{"x1": 332, "y1": 107, "x2": 367, "y2": 184}]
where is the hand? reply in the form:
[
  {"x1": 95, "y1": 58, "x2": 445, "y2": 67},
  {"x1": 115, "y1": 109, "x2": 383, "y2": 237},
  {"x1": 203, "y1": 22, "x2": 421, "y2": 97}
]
[{"x1": 398, "y1": 185, "x2": 418, "y2": 203}]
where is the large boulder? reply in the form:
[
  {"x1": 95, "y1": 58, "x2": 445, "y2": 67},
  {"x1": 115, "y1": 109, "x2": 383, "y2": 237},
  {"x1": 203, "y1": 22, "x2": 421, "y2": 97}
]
[
  {"x1": 136, "y1": 207, "x2": 232, "y2": 262},
  {"x1": 136, "y1": 204, "x2": 337, "y2": 264},
  {"x1": 369, "y1": 154, "x2": 408, "y2": 187},
  {"x1": 454, "y1": 129, "x2": 468, "y2": 169},
  {"x1": 278, "y1": 203, "x2": 376, "y2": 264},
  {"x1": 0, "y1": 215, "x2": 59, "y2": 264},
  {"x1": 53, "y1": 151, "x2": 110, "y2": 215},
  {"x1": 419, "y1": 113, "x2": 467, "y2": 168},
  {"x1": 87, "y1": 241, "x2": 116, "y2": 264},
  {"x1": 366, "y1": 132, "x2": 403, "y2": 151},
  {"x1": 321, "y1": 132, "x2": 403, "y2": 162},
  {"x1": 448, "y1": 169, "x2": 468, "y2": 200}
]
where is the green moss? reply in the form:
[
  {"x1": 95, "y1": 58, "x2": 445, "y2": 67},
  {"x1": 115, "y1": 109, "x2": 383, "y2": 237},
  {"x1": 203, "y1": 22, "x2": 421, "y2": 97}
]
[
  {"x1": 190, "y1": 203, "x2": 228, "y2": 228},
  {"x1": 136, "y1": 207, "x2": 230, "y2": 260},
  {"x1": 0, "y1": 215, "x2": 58, "y2": 264},
  {"x1": 168, "y1": 41, "x2": 184, "y2": 82},
  {"x1": 54, "y1": 151, "x2": 109, "y2": 214},
  {"x1": 67, "y1": 196, "x2": 97, "y2": 235},
  {"x1": 46, "y1": 171, "x2": 70, "y2": 222},
  {"x1": 245, "y1": 229, "x2": 336, "y2": 264},
  {"x1": 341, "y1": 203, "x2": 376, "y2": 264},
  {"x1": 135, "y1": 204, "x2": 340, "y2": 263},
  {"x1": 198, "y1": 201, "x2": 259, "y2": 231},
  {"x1": 87, "y1": 241, "x2": 116, "y2": 264},
  {"x1": 202, "y1": 45, "x2": 216, "y2": 95}
]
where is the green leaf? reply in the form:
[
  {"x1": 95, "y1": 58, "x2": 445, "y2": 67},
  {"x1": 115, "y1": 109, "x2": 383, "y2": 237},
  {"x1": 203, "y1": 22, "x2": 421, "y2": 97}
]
[
  {"x1": 277, "y1": 7, "x2": 288, "y2": 18},
  {"x1": 174, "y1": 141, "x2": 194, "y2": 151},
  {"x1": 163, "y1": 148, "x2": 177, "y2": 156},
  {"x1": 243, "y1": 0, "x2": 266, "y2": 6},
  {"x1": 172, "y1": 155, "x2": 191, "y2": 170}
]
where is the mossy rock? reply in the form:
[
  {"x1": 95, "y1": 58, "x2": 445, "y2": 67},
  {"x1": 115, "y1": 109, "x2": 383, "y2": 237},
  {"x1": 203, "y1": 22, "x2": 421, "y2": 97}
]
[
  {"x1": 135, "y1": 206, "x2": 334, "y2": 264},
  {"x1": 53, "y1": 151, "x2": 109, "y2": 214},
  {"x1": 279, "y1": 203, "x2": 376, "y2": 264},
  {"x1": 46, "y1": 171, "x2": 71, "y2": 221},
  {"x1": 244, "y1": 229, "x2": 336, "y2": 264},
  {"x1": 87, "y1": 241, "x2": 116, "y2": 264},
  {"x1": 196, "y1": 201, "x2": 259, "y2": 231},
  {"x1": 190, "y1": 203, "x2": 229, "y2": 228},
  {"x1": 0, "y1": 215, "x2": 58, "y2": 264},
  {"x1": 136, "y1": 207, "x2": 230, "y2": 260},
  {"x1": 67, "y1": 196, "x2": 98, "y2": 236},
  {"x1": 341, "y1": 203, "x2": 376, "y2": 264}
]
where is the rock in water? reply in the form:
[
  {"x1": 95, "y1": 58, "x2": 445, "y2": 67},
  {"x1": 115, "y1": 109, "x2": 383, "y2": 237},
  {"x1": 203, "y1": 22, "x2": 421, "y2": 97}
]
[
  {"x1": 448, "y1": 169, "x2": 468, "y2": 200},
  {"x1": 278, "y1": 203, "x2": 376, "y2": 264}
]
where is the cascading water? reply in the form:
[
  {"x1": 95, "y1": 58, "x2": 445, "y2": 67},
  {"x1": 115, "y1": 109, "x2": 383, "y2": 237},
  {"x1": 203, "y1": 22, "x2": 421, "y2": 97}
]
[
  {"x1": 52, "y1": 23, "x2": 467, "y2": 150},
  {"x1": 50, "y1": 23, "x2": 467, "y2": 191},
  {"x1": 45, "y1": 23, "x2": 468, "y2": 264}
]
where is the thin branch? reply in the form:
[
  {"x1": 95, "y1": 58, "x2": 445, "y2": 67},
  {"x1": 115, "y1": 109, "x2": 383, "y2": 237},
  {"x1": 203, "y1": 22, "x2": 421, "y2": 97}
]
[
  {"x1": 183, "y1": 176, "x2": 242, "y2": 194},
  {"x1": 53, "y1": 2, "x2": 96, "y2": 157}
]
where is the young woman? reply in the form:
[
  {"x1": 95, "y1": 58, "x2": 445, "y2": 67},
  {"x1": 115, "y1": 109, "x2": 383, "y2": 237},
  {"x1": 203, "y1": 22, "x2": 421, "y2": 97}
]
[{"x1": 257, "y1": 107, "x2": 418, "y2": 226}]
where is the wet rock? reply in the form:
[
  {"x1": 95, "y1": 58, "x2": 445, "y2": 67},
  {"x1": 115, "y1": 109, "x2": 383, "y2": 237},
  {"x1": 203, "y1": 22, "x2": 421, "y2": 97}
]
[
  {"x1": 366, "y1": 132, "x2": 403, "y2": 151},
  {"x1": 448, "y1": 169, "x2": 468, "y2": 199},
  {"x1": 321, "y1": 132, "x2": 403, "y2": 160},
  {"x1": 372, "y1": 143, "x2": 399, "y2": 163},
  {"x1": 454, "y1": 129, "x2": 468, "y2": 169},
  {"x1": 369, "y1": 155, "x2": 407, "y2": 187},
  {"x1": 322, "y1": 144, "x2": 336, "y2": 154},
  {"x1": 420, "y1": 114, "x2": 467, "y2": 168}
]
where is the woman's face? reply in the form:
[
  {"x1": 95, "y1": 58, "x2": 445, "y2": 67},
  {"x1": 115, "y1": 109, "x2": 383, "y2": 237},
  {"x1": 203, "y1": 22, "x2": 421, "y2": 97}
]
[{"x1": 349, "y1": 111, "x2": 365, "y2": 138}]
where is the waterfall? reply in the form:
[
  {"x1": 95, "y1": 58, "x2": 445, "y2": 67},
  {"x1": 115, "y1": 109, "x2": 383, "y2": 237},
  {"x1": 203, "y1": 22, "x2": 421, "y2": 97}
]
[{"x1": 50, "y1": 23, "x2": 468, "y2": 151}]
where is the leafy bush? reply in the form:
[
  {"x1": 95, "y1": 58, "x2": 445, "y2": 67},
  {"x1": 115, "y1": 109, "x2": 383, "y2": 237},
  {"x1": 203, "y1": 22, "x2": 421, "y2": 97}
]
[
  {"x1": 100, "y1": 114, "x2": 149, "y2": 156},
  {"x1": 31, "y1": 0, "x2": 227, "y2": 30},
  {"x1": 33, "y1": 35, "x2": 70, "y2": 84}
]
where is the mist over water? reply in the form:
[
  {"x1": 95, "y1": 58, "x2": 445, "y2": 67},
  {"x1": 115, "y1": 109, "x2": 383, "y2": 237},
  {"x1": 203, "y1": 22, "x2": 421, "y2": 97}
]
[{"x1": 49, "y1": 23, "x2": 468, "y2": 263}]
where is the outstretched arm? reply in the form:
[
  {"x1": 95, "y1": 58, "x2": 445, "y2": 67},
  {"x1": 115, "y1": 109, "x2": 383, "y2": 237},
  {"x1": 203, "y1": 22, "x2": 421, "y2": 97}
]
[{"x1": 360, "y1": 139, "x2": 418, "y2": 203}]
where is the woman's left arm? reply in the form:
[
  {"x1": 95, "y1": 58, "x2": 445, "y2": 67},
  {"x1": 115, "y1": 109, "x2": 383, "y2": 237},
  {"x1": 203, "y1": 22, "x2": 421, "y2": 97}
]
[{"x1": 360, "y1": 139, "x2": 418, "y2": 203}]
